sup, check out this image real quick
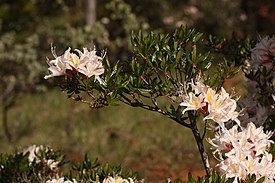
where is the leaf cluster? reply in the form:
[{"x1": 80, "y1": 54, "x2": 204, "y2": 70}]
[
  {"x1": 0, "y1": 148, "x2": 64, "y2": 183},
  {"x1": 60, "y1": 26, "x2": 251, "y2": 128},
  {"x1": 71, "y1": 155, "x2": 139, "y2": 182}
]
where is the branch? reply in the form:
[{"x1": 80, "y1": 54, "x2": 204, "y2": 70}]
[
  {"x1": 188, "y1": 111, "x2": 211, "y2": 176},
  {"x1": 119, "y1": 93, "x2": 191, "y2": 128}
]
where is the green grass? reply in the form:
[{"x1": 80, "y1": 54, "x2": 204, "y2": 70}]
[{"x1": 0, "y1": 89, "x2": 213, "y2": 182}]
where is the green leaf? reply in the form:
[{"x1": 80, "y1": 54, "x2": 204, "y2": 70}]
[
  {"x1": 138, "y1": 88, "x2": 151, "y2": 93},
  {"x1": 191, "y1": 45, "x2": 197, "y2": 62},
  {"x1": 193, "y1": 33, "x2": 203, "y2": 43},
  {"x1": 255, "y1": 177, "x2": 265, "y2": 183},
  {"x1": 225, "y1": 178, "x2": 235, "y2": 183},
  {"x1": 187, "y1": 172, "x2": 196, "y2": 183}
]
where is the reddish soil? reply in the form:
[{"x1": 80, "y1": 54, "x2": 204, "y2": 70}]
[
  {"x1": 125, "y1": 156, "x2": 206, "y2": 183},
  {"x1": 68, "y1": 151, "x2": 207, "y2": 183}
]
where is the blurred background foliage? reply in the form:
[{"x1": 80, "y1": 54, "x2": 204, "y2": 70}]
[{"x1": 0, "y1": 0, "x2": 274, "y2": 182}]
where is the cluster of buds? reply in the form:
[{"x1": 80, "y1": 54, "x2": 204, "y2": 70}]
[
  {"x1": 44, "y1": 47, "x2": 105, "y2": 82},
  {"x1": 180, "y1": 80, "x2": 240, "y2": 128},
  {"x1": 209, "y1": 123, "x2": 275, "y2": 182}
]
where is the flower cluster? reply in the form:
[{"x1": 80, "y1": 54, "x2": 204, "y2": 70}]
[
  {"x1": 238, "y1": 36, "x2": 275, "y2": 127},
  {"x1": 249, "y1": 36, "x2": 275, "y2": 71},
  {"x1": 180, "y1": 80, "x2": 240, "y2": 127},
  {"x1": 22, "y1": 145, "x2": 60, "y2": 170},
  {"x1": 44, "y1": 47, "x2": 105, "y2": 82},
  {"x1": 209, "y1": 123, "x2": 275, "y2": 182}
]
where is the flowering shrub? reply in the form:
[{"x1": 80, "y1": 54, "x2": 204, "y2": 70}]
[
  {"x1": 41, "y1": 26, "x2": 275, "y2": 182},
  {"x1": 0, "y1": 145, "x2": 64, "y2": 182}
]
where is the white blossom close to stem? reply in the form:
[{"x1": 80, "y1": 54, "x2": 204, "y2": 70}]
[{"x1": 180, "y1": 80, "x2": 240, "y2": 128}]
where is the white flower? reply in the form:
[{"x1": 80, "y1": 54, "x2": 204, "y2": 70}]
[
  {"x1": 249, "y1": 153, "x2": 275, "y2": 182},
  {"x1": 103, "y1": 176, "x2": 134, "y2": 183},
  {"x1": 22, "y1": 145, "x2": 44, "y2": 163},
  {"x1": 210, "y1": 122, "x2": 275, "y2": 182},
  {"x1": 218, "y1": 155, "x2": 247, "y2": 182},
  {"x1": 205, "y1": 93, "x2": 240, "y2": 127},
  {"x1": 180, "y1": 92, "x2": 206, "y2": 114},
  {"x1": 64, "y1": 47, "x2": 84, "y2": 69},
  {"x1": 206, "y1": 88, "x2": 240, "y2": 126},
  {"x1": 46, "y1": 177, "x2": 77, "y2": 183},
  {"x1": 180, "y1": 80, "x2": 240, "y2": 127},
  {"x1": 203, "y1": 88, "x2": 216, "y2": 104},
  {"x1": 208, "y1": 125, "x2": 239, "y2": 159},
  {"x1": 22, "y1": 145, "x2": 60, "y2": 170},
  {"x1": 190, "y1": 79, "x2": 209, "y2": 95},
  {"x1": 75, "y1": 47, "x2": 105, "y2": 79},
  {"x1": 46, "y1": 159, "x2": 60, "y2": 170},
  {"x1": 244, "y1": 123, "x2": 273, "y2": 156},
  {"x1": 44, "y1": 49, "x2": 70, "y2": 79},
  {"x1": 45, "y1": 46, "x2": 105, "y2": 81}
]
